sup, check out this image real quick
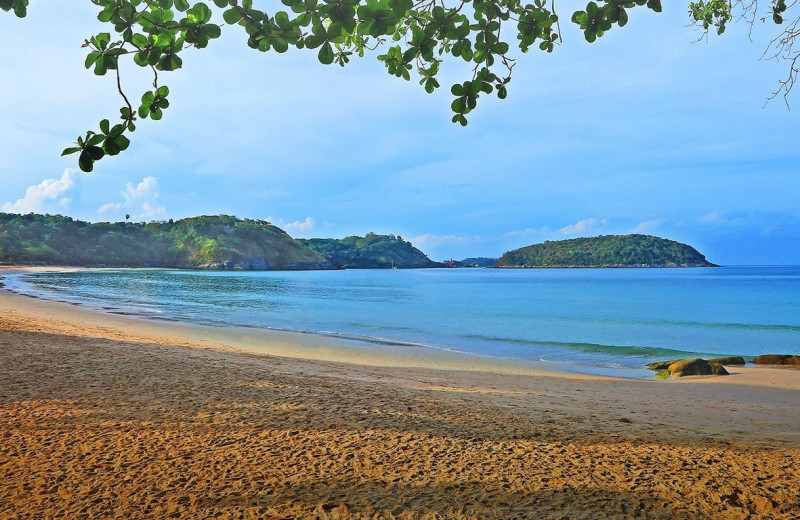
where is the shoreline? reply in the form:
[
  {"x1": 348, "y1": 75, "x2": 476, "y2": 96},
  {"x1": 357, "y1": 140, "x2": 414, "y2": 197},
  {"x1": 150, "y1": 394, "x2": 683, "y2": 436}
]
[
  {"x1": 0, "y1": 269, "x2": 573, "y2": 379},
  {"x1": 2, "y1": 266, "x2": 800, "y2": 518},
  {"x1": 2, "y1": 265, "x2": 797, "y2": 383}
]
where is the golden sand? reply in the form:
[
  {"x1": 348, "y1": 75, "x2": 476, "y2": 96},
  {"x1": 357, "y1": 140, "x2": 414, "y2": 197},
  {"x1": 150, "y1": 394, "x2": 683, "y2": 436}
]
[{"x1": 1, "y1": 278, "x2": 799, "y2": 519}]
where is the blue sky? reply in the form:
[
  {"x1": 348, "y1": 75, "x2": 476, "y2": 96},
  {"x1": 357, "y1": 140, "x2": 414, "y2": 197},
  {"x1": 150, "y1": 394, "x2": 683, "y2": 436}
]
[{"x1": 1, "y1": 1, "x2": 799, "y2": 264}]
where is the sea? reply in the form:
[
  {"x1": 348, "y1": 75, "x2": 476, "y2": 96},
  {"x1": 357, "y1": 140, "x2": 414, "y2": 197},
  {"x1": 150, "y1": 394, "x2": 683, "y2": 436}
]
[{"x1": 3, "y1": 266, "x2": 800, "y2": 377}]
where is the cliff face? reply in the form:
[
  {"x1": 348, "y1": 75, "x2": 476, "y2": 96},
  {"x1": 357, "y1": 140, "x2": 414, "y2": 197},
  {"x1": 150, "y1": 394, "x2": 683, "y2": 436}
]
[
  {"x1": 496, "y1": 234, "x2": 718, "y2": 268},
  {"x1": 299, "y1": 233, "x2": 441, "y2": 269},
  {"x1": 0, "y1": 213, "x2": 335, "y2": 270}
]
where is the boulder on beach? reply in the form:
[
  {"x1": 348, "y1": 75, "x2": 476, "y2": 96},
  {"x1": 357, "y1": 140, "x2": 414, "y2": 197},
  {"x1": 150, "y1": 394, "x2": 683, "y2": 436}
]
[
  {"x1": 752, "y1": 354, "x2": 800, "y2": 366},
  {"x1": 668, "y1": 359, "x2": 729, "y2": 377},
  {"x1": 645, "y1": 359, "x2": 682, "y2": 371},
  {"x1": 707, "y1": 356, "x2": 746, "y2": 366},
  {"x1": 646, "y1": 356, "x2": 741, "y2": 375},
  {"x1": 646, "y1": 358, "x2": 730, "y2": 377}
]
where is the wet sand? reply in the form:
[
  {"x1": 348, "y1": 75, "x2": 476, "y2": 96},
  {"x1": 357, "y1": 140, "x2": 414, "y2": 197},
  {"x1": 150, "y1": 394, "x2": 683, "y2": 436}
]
[{"x1": 1, "y1": 270, "x2": 799, "y2": 519}]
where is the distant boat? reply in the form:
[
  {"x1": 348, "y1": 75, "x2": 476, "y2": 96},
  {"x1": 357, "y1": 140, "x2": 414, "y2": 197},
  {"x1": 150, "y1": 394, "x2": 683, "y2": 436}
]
[{"x1": 391, "y1": 260, "x2": 397, "y2": 270}]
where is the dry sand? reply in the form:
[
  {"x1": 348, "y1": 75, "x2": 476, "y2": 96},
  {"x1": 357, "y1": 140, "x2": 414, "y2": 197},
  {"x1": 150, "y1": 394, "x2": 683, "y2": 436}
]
[{"x1": 1, "y1": 269, "x2": 799, "y2": 519}]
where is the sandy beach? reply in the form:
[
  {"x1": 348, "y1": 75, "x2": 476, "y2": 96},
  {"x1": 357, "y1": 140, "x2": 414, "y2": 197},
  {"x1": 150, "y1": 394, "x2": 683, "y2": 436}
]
[{"x1": 1, "y1": 269, "x2": 799, "y2": 519}]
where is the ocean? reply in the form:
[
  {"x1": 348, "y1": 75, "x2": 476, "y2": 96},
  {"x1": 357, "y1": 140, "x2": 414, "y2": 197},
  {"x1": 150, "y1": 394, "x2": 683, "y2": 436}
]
[{"x1": 4, "y1": 266, "x2": 800, "y2": 376}]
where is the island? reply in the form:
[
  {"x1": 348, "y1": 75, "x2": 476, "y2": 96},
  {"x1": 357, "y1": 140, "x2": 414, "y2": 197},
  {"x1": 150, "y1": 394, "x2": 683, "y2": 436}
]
[
  {"x1": 460, "y1": 257, "x2": 498, "y2": 267},
  {"x1": 495, "y1": 234, "x2": 718, "y2": 268},
  {"x1": 299, "y1": 233, "x2": 441, "y2": 269}
]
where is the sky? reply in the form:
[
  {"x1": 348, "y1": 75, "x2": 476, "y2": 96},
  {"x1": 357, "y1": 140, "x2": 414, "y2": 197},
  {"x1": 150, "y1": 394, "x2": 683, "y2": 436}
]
[{"x1": 1, "y1": 2, "x2": 799, "y2": 264}]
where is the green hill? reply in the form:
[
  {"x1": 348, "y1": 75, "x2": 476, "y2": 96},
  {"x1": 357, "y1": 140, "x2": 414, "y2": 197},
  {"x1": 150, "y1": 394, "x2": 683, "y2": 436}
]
[
  {"x1": 496, "y1": 235, "x2": 717, "y2": 268},
  {"x1": 299, "y1": 233, "x2": 441, "y2": 269},
  {"x1": 460, "y1": 257, "x2": 498, "y2": 267},
  {"x1": 0, "y1": 213, "x2": 334, "y2": 270}
]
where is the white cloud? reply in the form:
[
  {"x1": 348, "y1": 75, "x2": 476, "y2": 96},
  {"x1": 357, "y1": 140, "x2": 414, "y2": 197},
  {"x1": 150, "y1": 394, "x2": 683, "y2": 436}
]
[
  {"x1": 699, "y1": 211, "x2": 724, "y2": 224},
  {"x1": 98, "y1": 176, "x2": 165, "y2": 221},
  {"x1": 504, "y1": 226, "x2": 549, "y2": 238},
  {"x1": 411, "y1": 234, "x2": 480, "y2": 248},
  {"x1": 559, "y1": 218, "x2": 608, "y2": 236},
  {"x1": 2, "y1": 169, "x2": 79, "y2": 214},
  {"x1": 631, "y1": 218, "x2": 666, "y2": 233},
  {"x1": 267, "y1": 216, "x2": 316, "y2": 237},
  {"x1": 98, "y1": 202, "x2": 121, "y2": 215}
]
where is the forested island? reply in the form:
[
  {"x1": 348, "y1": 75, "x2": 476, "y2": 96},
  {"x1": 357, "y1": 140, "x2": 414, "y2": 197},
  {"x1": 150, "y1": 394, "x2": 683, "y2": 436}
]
[
  {"x1": 496, "y1": 235, "x2": 717, "y2": 268},
  {"x1": 459, "y1": 257, "x2": 498, "y2": 267},
  {"x1": 0, "y1": 213, "x2": 441, "y2": 270},
  {"x1": 299, "y1": 233, "x2": 440, "y2": 269}
]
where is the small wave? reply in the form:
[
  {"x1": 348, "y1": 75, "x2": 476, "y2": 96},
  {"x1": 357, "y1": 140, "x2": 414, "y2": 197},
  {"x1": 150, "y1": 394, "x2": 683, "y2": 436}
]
[
  {"x1": 312, "y1": 329, "x2": 468, "y2": 352},
  {"x1": 459, "y1": 333, "x2": 720, "y2": 359},
  {"x1": 512, "y1": 313, "x2": 800, "y2": 333}
]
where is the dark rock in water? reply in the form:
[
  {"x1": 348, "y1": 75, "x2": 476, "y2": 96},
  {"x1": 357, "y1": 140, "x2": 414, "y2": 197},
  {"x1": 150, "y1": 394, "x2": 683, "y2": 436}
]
[
  {"x1": 645, "y1": 359, "x2": 682, "y2": 371},
  {"x1": 752, "y1": 354, "x2": 800, "y2": 366},
  {"x1": 668, "y1": 358, "x2": 729, "y2": 377},
  {"x1": 707, "y1": 356, "x2": 746, "y2": 366}
]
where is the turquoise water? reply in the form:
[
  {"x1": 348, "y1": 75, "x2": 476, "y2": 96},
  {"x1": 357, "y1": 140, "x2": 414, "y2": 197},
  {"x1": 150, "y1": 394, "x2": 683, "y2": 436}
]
[{"x1": 4, "y1": 267, "x2": 800, "y2": 373}]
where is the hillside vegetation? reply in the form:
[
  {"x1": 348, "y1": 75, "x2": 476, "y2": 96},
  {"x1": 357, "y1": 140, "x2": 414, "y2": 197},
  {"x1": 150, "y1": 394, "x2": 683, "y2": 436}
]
[
  {"x1": 300, "y1": 233, "x2": 441, "y2": 269},
  {"x1": 496, "y1": 235, "x2": 717, "y2": 268},
  {"x1": 460, "y1": 257, "x2": 498, "y2": 267},
  {"x1": 0, "y1": 213, "x2": 333, "y2": 270}
]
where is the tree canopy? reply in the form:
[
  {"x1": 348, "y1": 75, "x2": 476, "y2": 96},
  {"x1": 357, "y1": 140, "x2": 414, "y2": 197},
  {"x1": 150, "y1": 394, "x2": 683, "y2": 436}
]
[{"x1": 1, "y1": 1, "x2": 795, "y2": 172}]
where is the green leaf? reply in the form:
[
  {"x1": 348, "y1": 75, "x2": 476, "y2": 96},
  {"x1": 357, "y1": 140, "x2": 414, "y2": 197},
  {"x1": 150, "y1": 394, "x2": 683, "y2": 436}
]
[
  {"x1": 86, "y1": 145, "x2": 105, "y2": 160},
  {"x1": 78, "y1": 150, "x2": 94, "y2": 172},
  {"x1": 188, "y1": 2, "x2": 212, "y2": 24},
  {"x1": 115, "y1": 134, "x2": 131, "y2": 151},
  {"x1": 318, "y1": 42, "x2": 334, "y2": 64},
  {"x1": 131, "y1": 33, "x2": 150, "y2": 48},
  {"x1": 223, "y1": 8, "x2": 242, "y2": 24},
  {"x1": 86, "y1": 134, "x2": 105, "y2": 147}
]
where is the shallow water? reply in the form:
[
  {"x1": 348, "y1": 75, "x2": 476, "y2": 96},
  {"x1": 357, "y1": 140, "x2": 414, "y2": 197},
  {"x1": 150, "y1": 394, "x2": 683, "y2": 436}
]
[{"x1": 5, "y1": 266, "x2": 800, "y2": 373}]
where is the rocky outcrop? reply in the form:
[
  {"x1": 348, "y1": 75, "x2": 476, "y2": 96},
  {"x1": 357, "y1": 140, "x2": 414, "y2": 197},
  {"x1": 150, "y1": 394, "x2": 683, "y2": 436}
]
[
  {"x1": 707, "y1": 356, "x2": 746, "y2": 366},
  {"x1": 197, "y1": 260, "x2": 336, "y2": 270},
  {"x1": 668, "y1": 359, "x2": 729, "y2": 377},
  {"x1": 752, "y1": 354, "x2": 800, "y2": 366},
  {"x1": 284, "y1": 261, "x2": 337, "y2": 270},
  {"x1": 645, "y1": 359, "x2": 681, "y2": 371},
  {"x1": 646, "y1": 358, "x2": 731, "y2": 378}
]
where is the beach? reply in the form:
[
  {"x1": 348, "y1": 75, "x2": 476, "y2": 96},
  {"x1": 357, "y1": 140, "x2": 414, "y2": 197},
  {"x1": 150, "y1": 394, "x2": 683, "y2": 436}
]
[{"x1": 1, "y1": 270, "x2": 800, "y2": 519}]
